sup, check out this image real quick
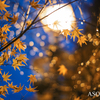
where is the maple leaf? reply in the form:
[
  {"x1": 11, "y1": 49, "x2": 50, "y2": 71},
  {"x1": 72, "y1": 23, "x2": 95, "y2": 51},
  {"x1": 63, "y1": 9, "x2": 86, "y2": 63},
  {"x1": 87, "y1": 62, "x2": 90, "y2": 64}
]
[
  {"x1": 0, "y1": 0, "x2": 9, "y2": 12},
  {"x1": 52, "y1": 20, "x2": 61, "y2": 30},
  {"x1": 0, "y1": 85, "x2": 8, "y2": 97},
  {"x1": 4, "y1": 11, "x2": 10, "y2": 21},
  {"x1": 0, "y1": 32, "x2": 8, "y2": 42},
  {"x1": 12, "y1": 83, "x2": 23, "y2": 93},
  {"x1": 16, "y1": 54, "x2": 29, "y2": 64},
  {"x1": 57, "y1": 65, "x2": 67, "y2": 76},
  {"x1": 0, "y1": 57, "x2": 4, "y2": 66},
  {"x1": 25, "y1": 85, "x2": 38, "y2": 92},
  {"x1": 61, "y1": 29, "x2": 71, "y2": 39},
  {"x1": 12, "y1": 59, "x2": 24, "y2": 70},
  {"x1": 30, "y1": 0, "x2": 41, "y2": 10},
  {"x1": 71, "y1": 27, "x2": 83, "y2": 41},
  {"x1": 0, "y1": 68, "x2": 2, "y2": 75},
  {"x1": 8, "y1": 82, "x2": 17, "y2": 89},
  {"x1": 10, "y1": 48, "x2": 17, "y2": 57},
  {"x1": 10, "y1": 14, "x2": 18, "y2": 24},
  {"x1": 28, "y1": 75, "x2": 37, "y2": 85},
  {"x1": 2, "y1": 52, "x2": 9, "y2": 61},
  {"x1": 77, "y1": 35, "x2": 87, "y2": 47},
  {"x1": 14, "y1": 39, "x2": 25, "y2": 52},
  {"x1": 2, "y1": 24, "x2": 11, "y2": 33},
  {"x1": 2, "y1": 72, "x2": 12, "y2": 82}
]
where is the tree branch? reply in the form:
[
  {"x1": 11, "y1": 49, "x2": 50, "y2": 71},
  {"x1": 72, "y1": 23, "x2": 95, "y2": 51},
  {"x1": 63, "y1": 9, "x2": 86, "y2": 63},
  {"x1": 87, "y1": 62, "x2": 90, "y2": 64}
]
[{"x1": 0, "y1": 0, "x2": 78, "y2": 52}]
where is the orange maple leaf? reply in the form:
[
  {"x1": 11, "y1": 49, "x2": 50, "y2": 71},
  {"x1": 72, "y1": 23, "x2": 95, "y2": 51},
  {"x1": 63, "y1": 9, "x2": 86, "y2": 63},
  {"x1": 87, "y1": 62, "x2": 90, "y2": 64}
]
[
  {"x1": 57, "y1": 65, "x2": 67, "y2": 76},
  {"x1": 2, "y1": 72, "x2": 12, "y2": 82},
  {"x1": 0, "y1": 0, "x2": 9, "y2": 11},
  {"x1": 28, "y1": 75, "x2": 37, "y2": 85},
  {"x1": 77, "y1": 35, "x2": 87, "y2": 47},
  {"x1": 12, "y1": 83, "x2": 23, "y2": 93},
  {"x1": 25, "y1": 85, "x2": 38, "y2": 92},
  {"x1": 30, "y1": 0, "x2": 41, "y2": 10},
  {"x1": 10, "y1": 14, "x2": 18, "y2": 24},
  {"x1": 2, "y1": 24, "x2": 11, "y2": 33}
]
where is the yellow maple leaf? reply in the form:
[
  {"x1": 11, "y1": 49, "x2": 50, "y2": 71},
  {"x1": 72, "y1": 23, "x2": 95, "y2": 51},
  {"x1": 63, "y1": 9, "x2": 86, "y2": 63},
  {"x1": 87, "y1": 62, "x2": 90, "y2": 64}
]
[
  {"x1": 12, "y1": 83, "x2": 23, "y2": 93},
  {"x1": 16, "y1": 54, "x2": 29, "y2": 64},
  {"x1": 57, "y1": 65, "x2": 67, "y2": 76},
  {"x1": 52, "y1": 20, "x2": 61, "y2": 30},
  {"x1": 0, "y1": 85, "x2": 8, "y2": 97},
  {"x1": 28, "y1": 75, "x2": 37, "y2": 85},
  {"x1": 30, "y1": 0, "x2": 41, "y2": 10},
  {"x1": 2, "y1": 72, "x2": 12, "y2": 82},
  {"x1": 77, "y1": 35, "x2": 87, "y2": 47},
  {"x1": 0, "y1": 0, "x2": 9, "y2": 12},
  {"x1": 10, "y1": 14, "x2": 18, "y2": 24},
  {"x1": 71, "y1": 27, "x2": 83, "y2": 41},
  {"x1": 8, "y1": 82, "x2": 17, "y2": 89},
  {"x1": 0, "y1": 68, "x2": 2, "y2": 75},
  {"x1": 0, "y1": 32, "x2": 8, "y2": 42},
  {"x1": 25, "y1": 85, "x2": 38, "y2": 92},
  {"x1": 4, "y1": 11, "x2": 10, "y2": 21},
  {"x1": 10, "y1": 48, "x2": 17, "y2": 57},
  {"x1": 14, "y1": 39, "x2": 25, "y2": 52},
  {"x1": 2, "y1": 24, "x2": 11, "y2": 33},
  {"x1": 2, "y1": 52, "x2": 9, "y2": 61},
  {"x1": 61, "y1": 29, "x2": 71, "y2": 39},
  {"x1": 12, "y1": 59, "x2": 24, "y2": 70}
]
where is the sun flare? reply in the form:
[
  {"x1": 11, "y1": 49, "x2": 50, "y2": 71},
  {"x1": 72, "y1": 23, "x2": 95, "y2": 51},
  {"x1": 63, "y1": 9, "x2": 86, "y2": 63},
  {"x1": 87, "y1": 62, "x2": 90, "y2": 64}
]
[{"x1": 39, "y1": 4, "x2": 76, "y2": 31}]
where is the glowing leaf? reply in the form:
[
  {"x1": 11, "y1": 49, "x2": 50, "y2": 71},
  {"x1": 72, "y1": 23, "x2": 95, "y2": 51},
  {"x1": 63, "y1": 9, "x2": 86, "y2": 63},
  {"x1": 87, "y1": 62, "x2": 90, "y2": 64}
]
[
  {"x1": 0, "y1": 0, "x2": 9, "y2": 11},
  {"x1": 25, "y1": 85, "x2": 38, "y2": 92},
  {"x1": 61, "y1": 29, "x2": 71, "y2": 39},
  {"x1": 71, "y1": 27, "x2": 83, "y2": 41},
  {"x1": 2, "y1": 72, "x2": 12, "y2": 82},
  {"x1": 52, "y1": 20, "x2": 61, "y2": 30},
  {"x1": 28, "y1": 75, "x2": 37, "y2": 85},
  {"x1": 77, "y1": 35, "x2": 87, "y2": 47},
  {"x1": 30, "y1": 0, "x2": 41, "y2": 9},
  {"x1": 57, "y1": 65, "x2": 67, "y2": 76},
  {"x1": 2, "y1": 24, "x2": 11, "y2": 33},
  {"x1": 12, "y1": 84, "x2": 23, "y2": 93}
]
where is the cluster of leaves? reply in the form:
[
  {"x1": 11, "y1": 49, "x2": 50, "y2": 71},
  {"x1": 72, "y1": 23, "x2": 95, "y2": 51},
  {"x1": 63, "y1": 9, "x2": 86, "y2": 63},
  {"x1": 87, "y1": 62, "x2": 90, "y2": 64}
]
[
  {"x1": 0, "y1": 0, "x2": 41, "y2": 99},
  {"x1": 0, "y1": 70, "x2": 37, "y2": 99},
  {"x1": 60, "y1": 27, "x2": 88, "y2": 47}
]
